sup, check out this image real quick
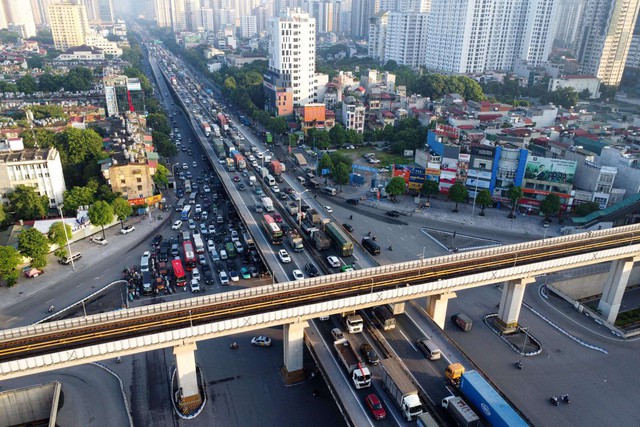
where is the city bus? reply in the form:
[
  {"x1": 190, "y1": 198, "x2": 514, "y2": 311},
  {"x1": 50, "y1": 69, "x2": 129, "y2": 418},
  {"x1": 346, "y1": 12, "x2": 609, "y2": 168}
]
[
  {"x1": 171, "y1": 259, "x2": 187, "y2": 287},
  {"x1": 262, "y1": 214, "x2": 284, "y2": 245},
  {"x1": 183, "y1": 241, "x2": 197, "y2": 270},
  {"x1": 180, "y1": 205, "x2": 192, "y2": 221}
]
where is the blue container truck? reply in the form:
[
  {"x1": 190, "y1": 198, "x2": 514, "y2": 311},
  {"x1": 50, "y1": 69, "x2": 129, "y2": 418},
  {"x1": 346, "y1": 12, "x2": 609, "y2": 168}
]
[{"x1": 458, "y1": 370, "x2": 528, "y2": 427}]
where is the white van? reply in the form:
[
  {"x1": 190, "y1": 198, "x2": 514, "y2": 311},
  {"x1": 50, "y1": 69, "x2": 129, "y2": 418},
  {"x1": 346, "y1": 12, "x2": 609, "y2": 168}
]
[
  {"x1": 265, "y1": 174, "x2": 276, "y2": 186},
  {"x1": 322, "y1": 186, "x2": 337, "y2": 196},
  {"x1": 417, "y1": 338, "x2": 441, "y2": 360},
  {"x1": 140, "y1": 251, "x2": 150, "y2": 272}
]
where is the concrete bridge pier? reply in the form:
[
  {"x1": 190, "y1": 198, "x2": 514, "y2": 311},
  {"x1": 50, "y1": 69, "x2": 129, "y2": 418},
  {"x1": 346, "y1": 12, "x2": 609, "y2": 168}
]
[
  {"x1": 173, "y1": 341, "x2": 202, "y2": 412},
  {"x1": 598, "y1": 257, "x2": 639, "y2": 323},
  {"x1": 282, "y1": 321, "x2": 309, "y2": 384},
  {"x1": 495, "y1": 278, "x2": 534, "y2": 333},
  {"x1": 389, "y1": 302, "x2": 405, "y2": 315},
  {"x1": 427, "y1": 292, "x2": 457, "y2": 329}
]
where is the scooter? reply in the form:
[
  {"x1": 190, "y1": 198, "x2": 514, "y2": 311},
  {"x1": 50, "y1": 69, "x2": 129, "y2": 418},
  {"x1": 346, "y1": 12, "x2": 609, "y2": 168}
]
[
  {"x1": 229, "y1": 342, "x2": 239, "y2": 350},
  {"x1": 550, "y1": 396, "x2": 559, "y2": 406},
  {"x1": 562, "y1": 394, "x2": 570, "y2": 404},
  {"x1": 47, "y1": 305, "x2": 55, "y2": 313},
  {"x1": 514, "y1": 360, "x2": 523, "y2": 370}
]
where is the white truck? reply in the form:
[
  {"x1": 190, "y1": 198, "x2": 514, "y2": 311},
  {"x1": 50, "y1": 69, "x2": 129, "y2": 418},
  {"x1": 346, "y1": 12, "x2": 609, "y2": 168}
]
[
  {"x1": 379, "y1": 359, "x2": 424, "y2": 421},
  {"x1": 343, "y1": 314, "x2": 364, "y2": 333},
  {"x1": 333, "y1": 338, "x2": 371, "y2": 389},
  {"x1": 193, "y1": 233, "x2": 204, "y2": 254},
  {"x1": 441, "y1": 396, "x2": 480, "y2": 427},
  {"x1": 261, "y1": 196, "x2": 274, "y2": 212},
  {"x1": 249, "y1": 176, "x2": 256, "y2": 186}
]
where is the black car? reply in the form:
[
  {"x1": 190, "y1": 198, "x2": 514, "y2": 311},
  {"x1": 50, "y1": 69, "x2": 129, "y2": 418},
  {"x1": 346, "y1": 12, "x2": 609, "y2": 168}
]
[
  {"x1": 203, "y1": 269, "x2": 215, "y2": 285},
  {"x1": 360, "y1": 343, "x2": 379, "y2": 364},
  {"x1": 346, "y1": 198, "x2": 359, "y2": 205},
  {"x1": 342, "y1": 223, "x2": 354, "y2": 232},
  {"x1": 151, "y1": 234, "x2": 163, "y2": 247},
  {"x1": 385, "y1": 210, "x2": 400, "y2": 217},
  {"x1": 305, "y1": 263, "x2": 320, "y2": 277}
]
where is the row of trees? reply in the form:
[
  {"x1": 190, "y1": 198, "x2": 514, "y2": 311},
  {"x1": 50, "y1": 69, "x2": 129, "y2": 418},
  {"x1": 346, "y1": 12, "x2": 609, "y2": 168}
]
[
  {"x1": 0, "y1": 67, "x2": 97, "y2": 95},
  {"x1": 306, "y1": 123, "x2": 363, "y2": 150},
  {"x1": 317, "y1": 152, "x2": 352, "y2": 189}
]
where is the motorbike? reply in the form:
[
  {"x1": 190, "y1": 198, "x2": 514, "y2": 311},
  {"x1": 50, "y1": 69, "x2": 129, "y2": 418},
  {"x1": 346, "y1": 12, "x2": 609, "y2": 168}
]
[
  {"x1": 47, "y1": 305, "x2": 55, "y2": 313},
  {"x1": 229, "y1": 342, "x2": 239, "y2": 350},
  {"x1": 388, "y1": 246, "x2": 393, "y2": 251},
  {"x1": 550, "y1": 396, "x2": 559, "y2": 406},
  {"x1": 562, "y1": 394, "x2": 570, "y2": 404},
  {"x1": 514, "y1": 360, "x2": 523, "y2": 370}
]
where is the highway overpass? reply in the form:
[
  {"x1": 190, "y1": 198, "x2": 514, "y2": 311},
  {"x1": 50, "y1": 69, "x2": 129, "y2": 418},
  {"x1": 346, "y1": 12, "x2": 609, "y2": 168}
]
[{"x1": 0, "y1": 224, "x2": 639, "y2": 410}]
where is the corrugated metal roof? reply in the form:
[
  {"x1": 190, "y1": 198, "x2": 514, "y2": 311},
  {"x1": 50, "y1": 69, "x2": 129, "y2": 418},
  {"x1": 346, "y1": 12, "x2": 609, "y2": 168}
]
[{"x1": 573, "y1": 192, "x2": 640, "y2": 224}]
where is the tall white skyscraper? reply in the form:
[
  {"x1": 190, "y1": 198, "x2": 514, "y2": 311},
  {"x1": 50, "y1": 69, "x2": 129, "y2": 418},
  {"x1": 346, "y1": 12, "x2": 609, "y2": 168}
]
[
  {"x1": 1, "y1": 0, "x2": 37, "y2": 38},
  {"x1": 171, "y1": 0, "x2": 187, "y2": 32},
  {"x1": 267, "y1": 8, "x2": 317, "y2": 105},
  {"x1": 307, "y1": 0, "x2": 340, "y2": 33},
  {"x1": 383, "y1": 12, "x2": 428, "y2": 68},
  {"x1": 577, "y1": 0, "x2": 640, "y2": 85},
  {"x1": 155, "y1": 0, "x2": 172, "y2": 27},
  {"x1": 368, "y1": 11, "x2": 388, "y2": 60},
  {"x1": 350, "y1": 0, "x2": 376, "y2": 37},
  {"x1": 425, "y1": 0, "x2": 557, "y2": 74},
  {"x1": 240, "y1": 15, "x2": 257, "y2": 38},
  {"x1": 555, "y1": 0, "x2": 585, "y2": 48}
]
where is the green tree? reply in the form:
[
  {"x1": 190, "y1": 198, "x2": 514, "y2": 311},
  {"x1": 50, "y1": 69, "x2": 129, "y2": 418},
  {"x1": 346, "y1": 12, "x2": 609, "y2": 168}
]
[
  {"x1": 152, "y1": 131, "x2": 177, "y2": 159},
  {"x1": 63, "y1": 185, "x2": 96, "y2": 215},
  {"x1": 333, "y1": 163, "x2": 350, "y2": 189},
  {"x1": 476, "y1": 189, "x2": 493, "y2": 216},
  {"x1": 88, "y1": 201, "x2": 114, "y2": 239},
  {"x1": 541, "y1": 87, "x2": 579, "y2": 109},
  {"x1": 540, "y1": 193, "x2": 561, "y2": 219},
  {"x1": 0, "y1": 246, "x2": 21, "y2": 286},
  {"x1": 345, "y1": 129, "x2": 364, "y2": 146},
  {"x1": 508, "y1": 186, "x2": 524, "y2": 219},
  {"x1": 420, "y1": 180, "x2": 440, "y2": 201},
  {"x1": 318, "y1": 153, "x2": 334, "y2": 176},
  {"x1": 385, "y1": 177, "x2": 407, "y2": 199},
  {"x1": 27, "y1": 55, "x2": 44, "y2": 70},
  {"x1": 17, "y1": 74, "x2": 37, "y2": 94},
  {"x1": 574, "y1": 201, "x2": 600, "y2": 217},
  {"x1": 7, "y1": 185, "x2": 49, "y2": 220},
  {"x1": 266, "y1": 116, "x2": 287, "y2": 135},
  {"x1": 48, "y1": 221, "x2": 72, "y2": 259},
  {"x1": 112, "y1": 198, "x2": 133, "y2": 228},
  {"x1": 448, "y1": 182, "x2": 469, "y2": 212},
  {"x1": 329, "y1": 123, "x2": 347, "y2": 147},
  {"x1": 20, "y1": 129, "x2": 57, "y2": 149},
  {"x1": 18, "y1": 227, "x2": 49, "y2": 269},
  {"x1": 0, "y1": 203, "x2": 5, "y2": 224},
  {"x1": 147, "y1": 113, "x2": 171, "y2": 135},
  {"x1": 153, "y1": 164, "x2": 169, "y2": 188}
]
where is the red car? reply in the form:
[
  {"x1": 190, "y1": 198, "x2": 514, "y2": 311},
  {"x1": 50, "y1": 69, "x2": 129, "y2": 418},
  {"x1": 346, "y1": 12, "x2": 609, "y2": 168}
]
[
  {"x1": 364, "y1": 393, "x2": 386, "y2": 420},
  {"x1": 233, "y1": 175, "x2": 240, "y2": 182},
  {"x1": 273, "y1": 213, "x2": 283, "y2": 223}
]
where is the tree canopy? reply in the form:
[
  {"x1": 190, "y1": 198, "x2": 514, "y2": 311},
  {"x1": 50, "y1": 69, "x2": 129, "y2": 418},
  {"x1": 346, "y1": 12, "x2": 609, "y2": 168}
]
[
  {"x1": 476, "y1": 189, "x2": 493, "y2": 216},
  {"x1": 448, "y1": 183, "x2": 469, "y2": 212},
  {"x1": 48, "y1": 221, "x2": 72, "y2": 259},
  {"x1": 508, "y1": 186, "x2": 524, "y2": 218},
  {"x1": 7, "y1": 185, "x2": 49, "y2": 220},
  {"x1": 18, "y1": 228, "x2": 49, "y2": 269},
  {"x1": 88, "y1": 201, "x2": 114, "y2": 239},
  {"x1": 420, "y1": 180, "x2": 439, "y2": 201},
  {"x1": 0, "y1": 246, "x2": 21, "y2": 286},
  {"x1": 153, "y1": 164, "x2": 169, "y2": 188},
  {"x1": 386, "y1": 177, "x2": 407, "y2": 198},
  {"x1": 112, "y1": 198, "x2": 133, "y2": 228},
  {"x1": 540, "y1": 193, "x2": 561, "y2": 218},
  {"x1": 63, "y1": 185, "x2": 96, "y2": 215}
]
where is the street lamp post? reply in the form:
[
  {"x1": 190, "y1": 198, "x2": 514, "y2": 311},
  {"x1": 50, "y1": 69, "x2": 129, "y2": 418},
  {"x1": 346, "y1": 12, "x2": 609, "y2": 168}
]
[
  {"x1": 57, "y1": 204, "x2": 75, "y2": 271},
  {"x1": 471, "y1": 172, "x2": 480, "y2": 216}
]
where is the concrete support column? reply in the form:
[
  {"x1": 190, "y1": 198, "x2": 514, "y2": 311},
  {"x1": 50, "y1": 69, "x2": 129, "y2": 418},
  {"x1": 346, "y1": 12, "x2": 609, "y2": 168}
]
[
  {"x1": 426, "y1": 292, "x2": 457, "y2": 329},
  {"x1": 173, "y1": 342, "x2": 202, "y2": 411},
  {"x1": 390, "y1": 302, "x2": 405, "y2": 315},
  {"x1": 282, "y1": 321, "x2": 309, "y2": 384},
  {"x1": 598, "y1": 257, "x2": 638, "y2": 323},
  {"x1": 495, "y1": 278, "x2": 534, "y2": 333}
]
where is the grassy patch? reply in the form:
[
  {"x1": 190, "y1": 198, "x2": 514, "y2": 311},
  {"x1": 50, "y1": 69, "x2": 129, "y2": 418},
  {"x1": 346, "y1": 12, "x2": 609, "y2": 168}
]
[{"x1": 335, "y1": 148, "x2": 412, "y2": 169}]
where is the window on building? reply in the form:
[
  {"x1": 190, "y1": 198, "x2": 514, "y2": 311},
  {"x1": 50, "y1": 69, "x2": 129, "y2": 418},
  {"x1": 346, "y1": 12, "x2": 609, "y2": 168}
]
[{"x1": 137, "y1": 185, "x2": 143, "y2": 191}]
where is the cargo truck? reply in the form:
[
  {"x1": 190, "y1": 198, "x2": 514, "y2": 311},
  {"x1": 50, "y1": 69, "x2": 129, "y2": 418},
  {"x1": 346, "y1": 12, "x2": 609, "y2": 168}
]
[
  {"x1": 310, "y1": 228, "x2": 331, "y2": 250},
  {"x1": 342, "y1": 314, "x2": 363, "y2": 333},
  {"x1": 441, "y1": 396, "x2": 480, "y2": 427},
  {"x1": 260, "y1": 167, "x2": 269, "y2": 179},
  {"x1": 325, "y1": 222, "x2": 354, "y2": 257},
  {"x1": 213, "y1": 139, "x2": 225, "y2": 157},
  {"x1": 199, "y1": 119, "x2": 211, "y2": 137},
  {"x1": 261, "y1": 196, "x2": 274, "y2": 212},
  {"x1": 416, "y1": 412, "x2": 439, "y2": 427},
  {"x1": 212, "y1": 123, "x2": 221, "y2": 137},
  {"x1": 217, "y1": 113, "x2": 229, "y2": 131},
  {"x1": 333, "y1": 338, "x2": 371, "y2": 389},
  {"x1": 230, "y1": 150, "x2": 246, "y2": 170},
  {"x1": 379, "y1": 359, "x2": 424, "y2": 421},
  {"x1": 287, "y1": 231, "x2": 304, "y2": 252},
  {"x1": 286, "y1": 201, "x2": 299, "y2": 216},
  {"x1": 193, "y1": 234, "x2": 205, "y2": 254},
  {"x1": 294, "y1": 153, "x2": 307, "y2": 167},
  {"x1": 225, "y1": 157, "x2": 236, "y2": 172},
  {"x1": 445, "y1": 364, "x2": 527, "y2": 427},
  {"x1": 269, "y1": 160, "x2": 285, "y2": 175}
]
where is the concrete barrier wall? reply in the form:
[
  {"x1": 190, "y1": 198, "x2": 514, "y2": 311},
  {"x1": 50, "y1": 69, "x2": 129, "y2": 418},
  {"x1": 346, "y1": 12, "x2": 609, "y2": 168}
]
[{"x1": 550, "y1": 265, "x2": 640, "y2": 300}]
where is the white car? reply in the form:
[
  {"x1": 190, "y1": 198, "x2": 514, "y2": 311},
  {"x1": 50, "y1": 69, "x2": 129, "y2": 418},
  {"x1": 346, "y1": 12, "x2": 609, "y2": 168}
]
[
  {"x1": 195, "y1": 204, "x2": 202, "y2": 213},
  {"x1": 120, "y1": 225, "x2": 135, "y2": 234},
  {"x1": 188, "y1": 219, "x2": 196, "y2": 230},
  {"x1": 271, "y1": 185, "x2": 280, "y2": 193},
  {"x1": 91, "y1": 236, "x2": 108, "y2": 245},
  {"x1": 192, "y1": 161, "x2": 197, "y2": 168},
  {"x1": 327, "y1": 256, "x2": 341, "y2": 268},
  {"x1": 182, "y1": 162, "x2": 188, "y2": 170},
  {"x1": 251, "y1": 336, "x2": 272, "y2": 347},
  {"x1": 219, "y1": 270, "x2": 229, "y2": 285},
  {"x1": 324, "y1": 206, "x2": 333, "y2": 213},
  {"x1": 292, "y1": 269, "x2": 305, "y2": 281},
  {"x1": 368, "y1": 158, "x2": 381, "y2": 164},
  {"x1": 190, "y1": 278, "x2": 200, "y2": 293},
  {"x1": 278, "y1": 249, "x2": 291, "y2": 263},
  {"x1": 207, "y1": 239, "x2": 216, "y2": 252},
  {"x1": 198, "y1": 254, "x2": 207, "y2": 265},
  {"x1": 171, "y1": 220, "x2": 183, "y2": 230}
]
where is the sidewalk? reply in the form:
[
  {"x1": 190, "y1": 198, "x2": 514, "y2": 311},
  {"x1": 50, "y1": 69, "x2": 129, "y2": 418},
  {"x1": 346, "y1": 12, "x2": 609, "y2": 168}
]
[
  {"x1": 335, "y1": 184, "x2": 560, "y2": 240},
  {"x1": 0, "y1": 213, "x2": 169, "y2": 312}
]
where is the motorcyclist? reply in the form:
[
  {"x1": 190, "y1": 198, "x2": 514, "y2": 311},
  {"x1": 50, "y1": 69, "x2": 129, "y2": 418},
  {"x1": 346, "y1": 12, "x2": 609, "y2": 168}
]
[{"x1": 48, "y1": 305, "x2": 55, "y2": 313}]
